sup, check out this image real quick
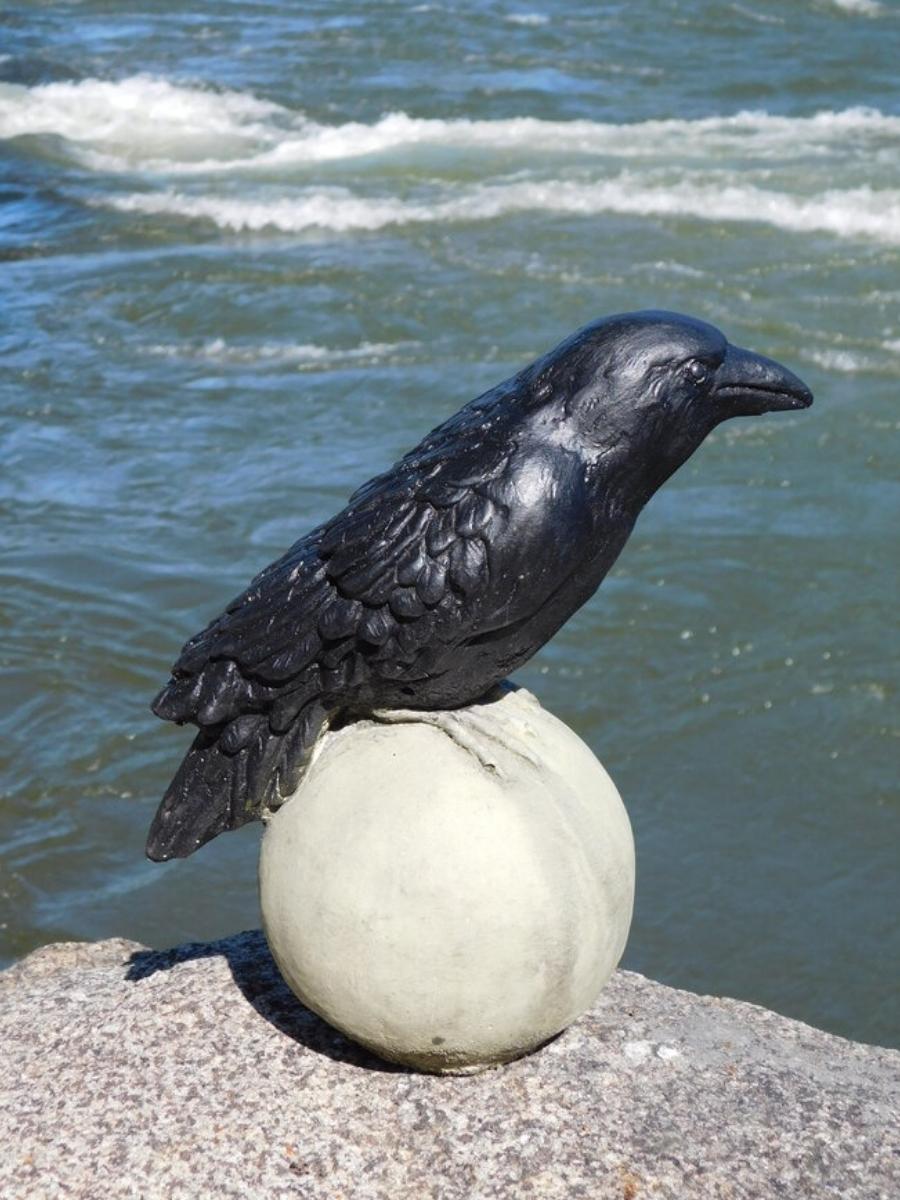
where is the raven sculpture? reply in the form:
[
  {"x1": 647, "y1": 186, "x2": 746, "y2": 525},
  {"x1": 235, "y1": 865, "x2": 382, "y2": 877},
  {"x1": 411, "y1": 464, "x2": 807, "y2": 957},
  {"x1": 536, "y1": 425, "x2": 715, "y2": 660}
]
[{"x1": 148, "y1": 310, "x2": 812, "y2": 861}]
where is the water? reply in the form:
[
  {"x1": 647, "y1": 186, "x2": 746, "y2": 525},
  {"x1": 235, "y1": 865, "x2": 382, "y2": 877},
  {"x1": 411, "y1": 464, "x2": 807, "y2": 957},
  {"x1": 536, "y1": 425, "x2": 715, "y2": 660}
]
[{"x1": 1, "y1": 0, "x2": 897, "y2": 1049}]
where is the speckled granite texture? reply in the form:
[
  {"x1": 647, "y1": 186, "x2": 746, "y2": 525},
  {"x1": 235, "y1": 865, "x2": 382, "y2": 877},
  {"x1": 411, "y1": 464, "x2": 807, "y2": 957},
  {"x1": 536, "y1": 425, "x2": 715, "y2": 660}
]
[{"x1": 1, "y1": 931, "x2": 897, "y2": 1200}]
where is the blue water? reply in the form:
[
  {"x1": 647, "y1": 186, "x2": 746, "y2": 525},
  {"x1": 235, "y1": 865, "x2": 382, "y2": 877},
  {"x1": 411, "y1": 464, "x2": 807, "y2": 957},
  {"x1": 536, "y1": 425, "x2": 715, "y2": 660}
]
[{"x1": 1, "y1": 0, "x2": 898, "y2": 1047}]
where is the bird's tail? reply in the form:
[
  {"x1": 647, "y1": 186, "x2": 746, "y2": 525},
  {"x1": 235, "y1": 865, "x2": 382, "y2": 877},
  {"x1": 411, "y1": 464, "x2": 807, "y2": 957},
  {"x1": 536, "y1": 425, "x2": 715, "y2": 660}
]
[{"x1": 146, "y1": 700, "x2": 327, "y2": 861}]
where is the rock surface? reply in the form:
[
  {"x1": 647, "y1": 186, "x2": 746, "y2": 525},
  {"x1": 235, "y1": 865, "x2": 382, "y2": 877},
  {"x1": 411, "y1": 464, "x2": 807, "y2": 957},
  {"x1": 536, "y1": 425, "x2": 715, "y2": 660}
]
[{"x1": 1, "y1": 931, "x2": 897, "y2": 1200}]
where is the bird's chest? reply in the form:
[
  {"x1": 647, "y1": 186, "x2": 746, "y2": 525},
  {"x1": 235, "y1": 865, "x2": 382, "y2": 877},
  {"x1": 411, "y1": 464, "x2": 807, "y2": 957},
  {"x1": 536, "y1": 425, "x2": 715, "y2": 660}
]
[
  {"x1": 499, "y1": 443, "x2": 634, "y2": 593},
  {"x1": 481, "y1": 461, "x2": 637, "y2": 656}
]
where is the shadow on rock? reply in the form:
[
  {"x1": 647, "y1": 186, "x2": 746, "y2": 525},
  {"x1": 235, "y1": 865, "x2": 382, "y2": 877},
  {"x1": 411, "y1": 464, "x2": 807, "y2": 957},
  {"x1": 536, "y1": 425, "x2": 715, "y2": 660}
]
[{"x1": 125, "y1": 928, "x2": 407, "y2": 1074}]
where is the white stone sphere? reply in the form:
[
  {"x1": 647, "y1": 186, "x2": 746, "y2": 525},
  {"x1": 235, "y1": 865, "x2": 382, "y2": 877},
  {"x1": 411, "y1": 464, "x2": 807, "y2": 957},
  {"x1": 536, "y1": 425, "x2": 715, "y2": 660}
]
[{"x1": 259, "y1": 687, "x2": 634, "y2": 1073}]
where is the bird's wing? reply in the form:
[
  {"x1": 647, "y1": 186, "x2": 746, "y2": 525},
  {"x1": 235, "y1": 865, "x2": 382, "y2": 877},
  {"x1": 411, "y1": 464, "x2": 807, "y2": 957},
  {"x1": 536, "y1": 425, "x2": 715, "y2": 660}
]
[
  {"x1": 314, "y1": 405, "x2": 594, "y2": 690},
  {"x1": 314, "y1": 437, "x2": 518, "y2": 687},
  {"x1": 157, "y1": 374, "x2": 596, "y2": 728},
  {"x1": 153, "y1": 383, "x2": 522, "y2": 725},
  {"x1": 148, "y1": 386, "x2": 590, "y2": 859},
  {"x1": 147, "y1": 413, "x2": 522, "y2": 861}
]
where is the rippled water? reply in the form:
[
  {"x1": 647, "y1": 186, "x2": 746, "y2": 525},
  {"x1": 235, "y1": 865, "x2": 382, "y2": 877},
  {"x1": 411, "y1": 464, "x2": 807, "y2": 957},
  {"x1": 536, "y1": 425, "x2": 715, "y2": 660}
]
[{"x1": 1, "y1": 0, "x2": 897, "y2": 1048}]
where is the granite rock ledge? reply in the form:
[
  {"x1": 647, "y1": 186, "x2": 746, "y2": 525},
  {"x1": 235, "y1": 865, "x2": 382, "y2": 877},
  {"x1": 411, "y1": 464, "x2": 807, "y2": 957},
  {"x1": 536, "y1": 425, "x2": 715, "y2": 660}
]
[{"x1": 1, "y1": 930, "x2": 897, "y2": 1200}]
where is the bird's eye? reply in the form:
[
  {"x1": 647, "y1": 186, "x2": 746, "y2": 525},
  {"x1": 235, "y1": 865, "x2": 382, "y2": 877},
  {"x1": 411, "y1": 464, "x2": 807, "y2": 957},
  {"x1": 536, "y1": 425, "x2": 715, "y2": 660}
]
[{"x1": 685, "y1": 360, "x2": 710, "y2": 386}]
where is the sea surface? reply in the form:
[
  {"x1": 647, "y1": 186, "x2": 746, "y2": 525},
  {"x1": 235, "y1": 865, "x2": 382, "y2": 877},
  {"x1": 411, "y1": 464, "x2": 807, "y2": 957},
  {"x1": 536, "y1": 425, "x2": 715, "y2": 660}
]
[{"x1": 1, "y1": 0, "x2": 897, "y2": 1048}]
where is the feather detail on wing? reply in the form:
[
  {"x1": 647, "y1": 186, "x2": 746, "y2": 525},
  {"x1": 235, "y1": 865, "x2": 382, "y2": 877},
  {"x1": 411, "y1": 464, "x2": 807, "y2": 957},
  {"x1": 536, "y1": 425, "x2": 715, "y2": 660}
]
[
  {"x1": 315, "y1": 430, "x2": 515, "y2": 684},
  {"x1": 149, "y1": 378, "x2": 526, "y2": 855},
  {"x1": 153, "y1": 379, "x2": 518, "y2": 714}
]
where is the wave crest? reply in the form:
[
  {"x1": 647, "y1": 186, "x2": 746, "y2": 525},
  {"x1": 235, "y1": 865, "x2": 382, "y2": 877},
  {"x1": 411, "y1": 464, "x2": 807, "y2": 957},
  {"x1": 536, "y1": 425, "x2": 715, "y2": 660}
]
[
  {"x1": 5, "y1": 74, "x2": 898, "y2": 246},
  {"x1": 101, "y1": 177, "x2": 900, "y2": 244},
  {"x1": 2, "y1": 74, "x2": 898, "y2": 174}
]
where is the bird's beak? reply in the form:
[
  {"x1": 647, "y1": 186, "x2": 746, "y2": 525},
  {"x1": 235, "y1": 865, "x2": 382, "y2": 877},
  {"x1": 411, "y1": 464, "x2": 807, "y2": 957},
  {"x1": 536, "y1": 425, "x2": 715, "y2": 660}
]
[{"x1": 713, "y1": 343, "x2": 813, "y2": 416}]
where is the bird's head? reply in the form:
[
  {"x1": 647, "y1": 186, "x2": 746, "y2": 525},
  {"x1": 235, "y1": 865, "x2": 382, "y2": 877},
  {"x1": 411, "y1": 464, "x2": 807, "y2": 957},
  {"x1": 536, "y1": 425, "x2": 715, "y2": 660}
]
[{"x1": 529, "y1": 310, "x2": 812, "y2": 493}]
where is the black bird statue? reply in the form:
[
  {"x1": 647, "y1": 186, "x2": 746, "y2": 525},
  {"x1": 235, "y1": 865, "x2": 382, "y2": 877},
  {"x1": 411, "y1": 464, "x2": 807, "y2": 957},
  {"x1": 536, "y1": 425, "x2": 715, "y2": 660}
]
[{"x1": 148, "y1": 310, "x2": 812, "y2": 861}]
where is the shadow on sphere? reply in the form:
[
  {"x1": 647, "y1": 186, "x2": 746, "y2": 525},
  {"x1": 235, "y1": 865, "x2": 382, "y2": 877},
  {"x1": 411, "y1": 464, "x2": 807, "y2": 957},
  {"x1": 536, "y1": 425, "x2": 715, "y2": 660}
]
[{"x1": 125, "y1": 928, "x2": 409, "y2": 1074}]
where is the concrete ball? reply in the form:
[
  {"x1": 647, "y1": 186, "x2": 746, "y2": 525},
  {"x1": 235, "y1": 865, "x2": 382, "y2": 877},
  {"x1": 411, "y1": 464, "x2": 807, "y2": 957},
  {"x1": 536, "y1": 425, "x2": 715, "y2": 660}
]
[{"x1": 259, "y1": 687, "x2": 634, "y2": 1073}]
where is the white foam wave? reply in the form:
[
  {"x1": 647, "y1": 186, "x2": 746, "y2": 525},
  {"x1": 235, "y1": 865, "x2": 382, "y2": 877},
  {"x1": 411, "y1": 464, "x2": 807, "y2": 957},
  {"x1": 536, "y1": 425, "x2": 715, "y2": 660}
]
[
  {"x1": 803, "y1": 348, "x2": 869, "y2": 372},
  {"x1": 196, "y1": 106, "x2": 900, "y2": 176},
  {"x1": 729, "y1": 4, "x2": 785, "y2": 25},
  {"x1": 0, "y1": 76, "x2": 284, "y2": 167},
  {"x1": 141, "y1": 338, "x2": 417, "y2": 367},
  {"x1": 11, "y1": 74, "x2": 900, "y2": 247},
  {"x1": 506, "y1": 13, "x2": 549, "y2": 25},
  {"x1": 102, "y1": 177, "x2": 900, "y2": 244},
  {"x1": 829, "y1": 0, "x2": 881, "y2": 14},
  {"x1": 2, "y1": 74, "x2": 898, "y2": 174},
  {"x1": 803, "y1": 341, "x2": 900, "y2": 374}
]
